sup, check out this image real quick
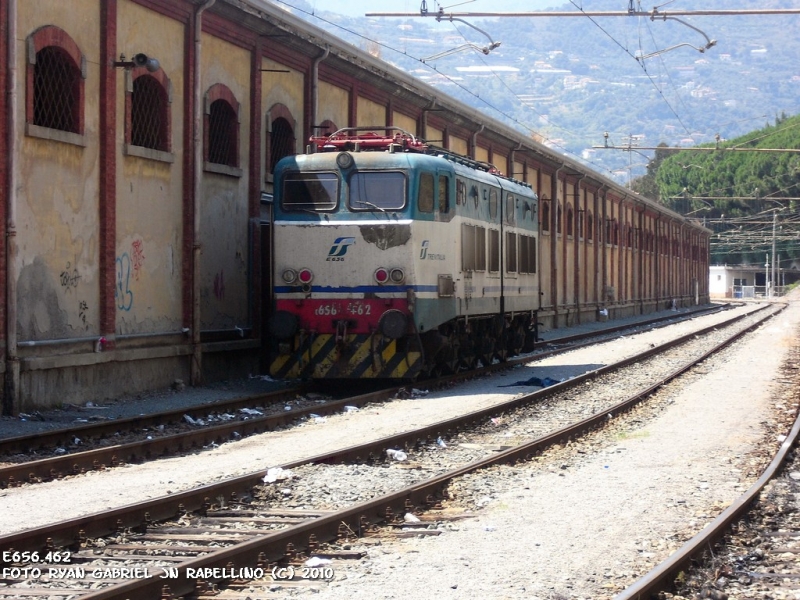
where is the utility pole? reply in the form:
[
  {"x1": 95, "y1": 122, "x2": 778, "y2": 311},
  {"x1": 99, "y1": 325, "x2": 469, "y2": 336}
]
[
  {"x1": 771, "y1": 210, "x2": 777, "y2": 297},
  {"x1": 765, "y1": 254, "x2": 770, "y2": 299}
]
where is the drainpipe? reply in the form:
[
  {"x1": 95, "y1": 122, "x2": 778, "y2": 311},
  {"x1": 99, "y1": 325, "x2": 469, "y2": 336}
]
[
  {"x1": 573, "y1": 173, "x2": 585, "y2": 322},
  {"x1": 470, "y1": 124, "x2": 484, "y2": 160},
  {"x1": 551, "y1": 163, "x2": 564, "y2": 327},
  {"x1": 191, "y1": 0, "x2": 215, "y2": 386},
  {"x1": 600, "y1": 185, "x2": 608, "y2": 313},
  {"x1": 594, "y1": 185, "x2": 604, "y2": 309},
  {"x1": 310, "y1": 45, "x2": 329, "y2": 147},
  {"x1": 655, "y1": 214, "x2": 661, "y2": 306},
  {"x1": 4, "y1": 0, "x2": 18, "y2": 415},
  {"x1": 509, "y1": 141, "x2": 523, "y2": 179}
]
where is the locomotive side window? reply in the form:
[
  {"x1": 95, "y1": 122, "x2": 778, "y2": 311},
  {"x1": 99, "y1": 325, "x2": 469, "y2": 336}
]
[
  {"x1": 519, "y1": 235, "x2": 529, "y2": 273},
  {"x1": 519, "y1": 235, "x2": 536, "y2": 274},
  {"x1": 506, "y1": 232, "x2": 518, "y2": 273},
  {"x1": 282, "y1": 172, "x2": 338, "y2": 211},
  {"x1": 349, "y1": 171, "x2": 406, "y2": 211},
  {"x1": 488, "y1": 229, "x2": 500, "y2": 273},
  {"x1": 475, "y1": 226, "x2": 486, "y2": 270},
  {"x1": 461, "y1": 224, "x2": 487, "y2": 272},
  {"x1": 489, "y1": 189, "x2": 498, "y2": 220},
  {"x1": 462, "y1": 224, "x2": 476, "y2": 271},
  {"x1": 419, "y1": 173, "x2": 434, "y2": 213},
  {"x1": 438, "y1": 175, "x2": 450, "y2": 214}
]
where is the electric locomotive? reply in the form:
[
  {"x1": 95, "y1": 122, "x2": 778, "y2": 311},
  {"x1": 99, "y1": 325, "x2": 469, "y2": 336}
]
[{"x1": 268, "y1": 127, "x2": 539, "y2": 380}]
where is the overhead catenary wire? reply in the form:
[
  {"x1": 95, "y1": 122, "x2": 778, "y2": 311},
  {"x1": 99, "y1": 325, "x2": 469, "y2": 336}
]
[{"x1": 273, "y1": 0, "x2": 618, "y2": 176}]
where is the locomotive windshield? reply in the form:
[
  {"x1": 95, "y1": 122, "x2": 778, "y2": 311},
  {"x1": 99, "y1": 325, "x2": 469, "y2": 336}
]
[
  {"x1": 281, "y1": 172, "x2": 339, "y2": 211},
  {"x1": 348, "y1": 171, "x2": 406, "y2": 211}
]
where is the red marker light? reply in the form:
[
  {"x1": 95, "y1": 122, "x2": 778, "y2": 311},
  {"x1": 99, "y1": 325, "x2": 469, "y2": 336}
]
[
  {"x1": 374, "y1": 268, "x2": 389, "y2": 284},
  {"x1": 298, "y1": 268, "x2": 314, "y2": 284}
]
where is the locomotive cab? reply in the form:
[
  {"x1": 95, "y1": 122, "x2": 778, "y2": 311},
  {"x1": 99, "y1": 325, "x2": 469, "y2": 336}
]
[{"x1": 268, "y1": 127, "x2": 539, "y2": 380}]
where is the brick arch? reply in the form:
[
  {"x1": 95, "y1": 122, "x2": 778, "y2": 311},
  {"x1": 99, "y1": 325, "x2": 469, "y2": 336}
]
[{"x1": 206, "y1": 82, "x2": 239, "y2": 110}]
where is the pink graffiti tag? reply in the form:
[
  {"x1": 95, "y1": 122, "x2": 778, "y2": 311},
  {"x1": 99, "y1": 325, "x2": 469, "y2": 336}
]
[
  {"x1": 131, "y1": 239, "x2": 145, "y2": 281},
  {"x1": 213, "y1": 270, "x2": 225, "y2": 300}
]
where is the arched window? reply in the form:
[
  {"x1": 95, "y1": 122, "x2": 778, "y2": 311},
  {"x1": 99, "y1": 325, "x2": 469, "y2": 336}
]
[
  {"x1": 128, "y1": 70, "x2": 171, "y2": 151},
  {"x1": 541, "y1": 200, "x2": 550, "y2": 233},
  {"x1": 587, "y1": 211, "x2": 594, "y2": 241},
  {"x1": 266, "y1": 103, "x2": 296, "y2": 176},
  {"x1": 556, "y1": 202, "x2": 562, "y2": 235},
  {"x1": 270, "y1": 117, "x2": 294, "y2": 172},
  {"x1": 27, "y1": 26, "x2": 86, "y2": 135},
  {"x1": 316, "y1": 119, "x2": 337, "y2": 138},
  {"x1": 566, "y1": 205, "x2": 574, "y2": 237},
  {"x1": 204, "y1": 83, "x2": 239, "y2": 168},
  {"x1": 578, "y1": 209, "x2": 584, "y2": 239}
]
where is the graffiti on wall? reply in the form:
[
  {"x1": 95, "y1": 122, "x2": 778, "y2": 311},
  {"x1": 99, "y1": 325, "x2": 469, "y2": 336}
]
[
  {"x1": 79, "y1": 300, "x2": 89, "y2": 326},
  {"x1": 115, "y1": 253, "x2": 133, "y2": 311},
  {"x1": 131, "y1": 239, "x2": 145, "y2": 281},
  {"x1": 59, "y1": 261, "x2": 81, "y2": 292},
  {"x1": 213, "y1": 269, "x2": 225, "y2": 300}
]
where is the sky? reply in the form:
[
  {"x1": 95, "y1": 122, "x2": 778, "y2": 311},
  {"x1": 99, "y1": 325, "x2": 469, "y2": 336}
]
[{"x1": 303, "y1": 0, "x2": 565, "y2": 17}]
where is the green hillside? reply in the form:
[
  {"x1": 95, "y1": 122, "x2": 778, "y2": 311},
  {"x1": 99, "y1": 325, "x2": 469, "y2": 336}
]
[{"x1": 643, "y1": 114, "x2": 800, "y2": 266}]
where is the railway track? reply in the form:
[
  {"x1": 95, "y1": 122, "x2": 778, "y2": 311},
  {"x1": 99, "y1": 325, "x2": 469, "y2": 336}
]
[
  {"x1": 615, "y1": 332, "x2": 800, "y2": 600},
  {"x1": 0, "y1": 305, "x2": 729, "y2": 490},
  {"x1": 0, "y1": 304, "x2": 779, "y2": 599}
]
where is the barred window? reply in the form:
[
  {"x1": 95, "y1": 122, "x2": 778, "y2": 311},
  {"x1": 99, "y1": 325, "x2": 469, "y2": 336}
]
[
  {"x1": 270, "y1": 117, "x2": 295, "y2": 173},
  {"x1": 541, "y1": 201, "x2": 550, "y2": 233},
  {"x1": 587, "y1": 211, "x2": 594, "y2": 241},
  {"x1": 557, "y1": 203, "x2": 562, "y2": 235},
  {"x1": 34, "y1": 46, "x2": 81, "y2": 133},
  {"x1": 131, "y1": 75, "x2": 168, "y2": 150},
  {"x1": 208, "y1": 99, "x2": 238, "y2": 167},
  {"x1": 566, "y1": 205, "x2": 574, "y2": 237}
]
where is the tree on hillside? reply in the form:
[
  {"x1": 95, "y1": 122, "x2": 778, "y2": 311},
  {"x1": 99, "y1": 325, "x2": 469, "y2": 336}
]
[{"x1": 630, "y1": 143, "x2": 677, "y2": 201}]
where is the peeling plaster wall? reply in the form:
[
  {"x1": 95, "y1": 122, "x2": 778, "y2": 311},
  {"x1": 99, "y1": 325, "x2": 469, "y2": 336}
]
[
  {"x1": 261, "y1": 55, "x2": 304, "y2": 155},
  {"x1": 317, "y1": 81, "x2": 348, "y2": 131},
  {"x1": 115, "y1": 0, "x2": 185, "y2": 335},
  {"x1": 449, "y1": 135, "x2": 467, "y2": 156},
  {"x1": 16, "y1": 0, "x2": 101, "y2": 341},
  {"x1": 392, "y1": 111, "x2": 416, "y2": 136},
  {"x1": 200, "y1": 34, "x2": 251, "y2": 331},
  {"x1": 356, "y1": 96, "x2": 384, "y2": 128}
]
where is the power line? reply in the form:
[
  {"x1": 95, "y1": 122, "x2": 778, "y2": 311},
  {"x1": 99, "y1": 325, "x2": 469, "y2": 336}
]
[{"x1": 367, "y1": 9, "x2": 800, "y2": 17}]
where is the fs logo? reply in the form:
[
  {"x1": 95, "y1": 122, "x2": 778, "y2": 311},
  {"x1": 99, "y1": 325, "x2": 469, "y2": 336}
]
[
  {"x1": 420, "y1": 240, "x2": 429, "y2": 260},
  {"x1": 327, "y1": 237, "x2": 355, "y2": 262}
]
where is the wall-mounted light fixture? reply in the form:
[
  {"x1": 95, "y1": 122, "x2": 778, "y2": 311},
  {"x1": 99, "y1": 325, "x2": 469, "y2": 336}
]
[{"x1": 113, "y1": 53, "x2": 160, "y2": 73}]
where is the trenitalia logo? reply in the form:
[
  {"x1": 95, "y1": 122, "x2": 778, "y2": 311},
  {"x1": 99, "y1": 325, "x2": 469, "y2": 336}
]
[
  {"x1": 327, "y1": 237, "x2": 355, "y2": 261},
  {"x1": 420, "y1": 240, "x2": 429, "y2": 259}
]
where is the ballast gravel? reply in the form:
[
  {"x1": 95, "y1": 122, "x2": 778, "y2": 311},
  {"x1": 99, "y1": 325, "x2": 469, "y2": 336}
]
[
  {"x1": 0, "y1": 299, "x2": 797, "y2": 600},
  {"x1": 287, "y1": 299, "x2": 799, "y2": 600}
]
